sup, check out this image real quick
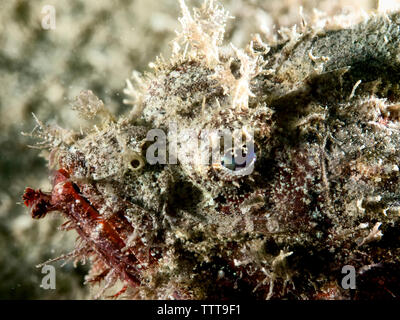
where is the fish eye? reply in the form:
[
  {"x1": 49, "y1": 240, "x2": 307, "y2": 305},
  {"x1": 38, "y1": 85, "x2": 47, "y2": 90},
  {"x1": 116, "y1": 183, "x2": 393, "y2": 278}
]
[{"x1": 220, "y1": 145, "x2": 256, "y2": 173}]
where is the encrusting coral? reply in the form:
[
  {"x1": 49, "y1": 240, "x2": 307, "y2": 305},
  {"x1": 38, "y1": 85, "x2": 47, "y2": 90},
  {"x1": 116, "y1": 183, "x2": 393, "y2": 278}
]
[{"x1": 23, "y1": 0, "x2": 400, "y2": 299}]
